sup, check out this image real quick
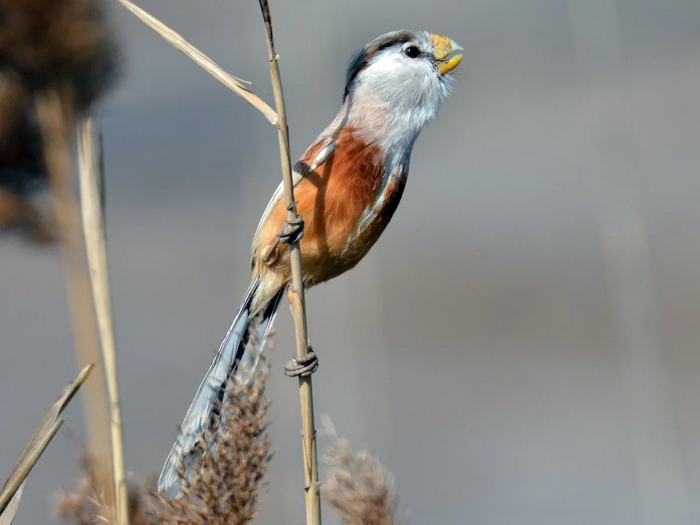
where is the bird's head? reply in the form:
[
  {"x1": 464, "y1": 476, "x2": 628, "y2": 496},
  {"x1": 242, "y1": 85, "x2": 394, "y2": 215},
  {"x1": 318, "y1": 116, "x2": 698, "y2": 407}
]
[{"x1": 343, "y1": 30, "x2": 463, "y2": 138}]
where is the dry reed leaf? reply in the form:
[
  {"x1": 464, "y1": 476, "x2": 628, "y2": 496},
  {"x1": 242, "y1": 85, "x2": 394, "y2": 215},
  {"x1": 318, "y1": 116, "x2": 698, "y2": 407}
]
[
  {"x1": 115, "y1": 0, "x2": 278, "y2": 126},
  {"x1": 0, "y1": 364, "x2": 94, "y2": 518},
  {"x1": 0, "y1": 481, "x2": 25, "y2": 525}
]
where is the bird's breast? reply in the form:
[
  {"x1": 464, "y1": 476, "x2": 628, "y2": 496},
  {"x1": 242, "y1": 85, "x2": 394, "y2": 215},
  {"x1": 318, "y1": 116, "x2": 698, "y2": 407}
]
[{"x1": 253, "y1": 127, "x2": 407, "y2": 286}]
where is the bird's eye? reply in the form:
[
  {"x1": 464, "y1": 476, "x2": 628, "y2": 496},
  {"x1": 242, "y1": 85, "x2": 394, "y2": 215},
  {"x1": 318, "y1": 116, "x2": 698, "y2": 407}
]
[{"x1": 403, "y1": 45, "x2": 421, "y2": 59}]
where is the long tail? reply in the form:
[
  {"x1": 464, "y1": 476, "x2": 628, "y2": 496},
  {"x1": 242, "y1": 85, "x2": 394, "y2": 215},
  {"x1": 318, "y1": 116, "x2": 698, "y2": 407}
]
[{"x1": 157, "y1": 278, "x2": 283, "y2": 497}]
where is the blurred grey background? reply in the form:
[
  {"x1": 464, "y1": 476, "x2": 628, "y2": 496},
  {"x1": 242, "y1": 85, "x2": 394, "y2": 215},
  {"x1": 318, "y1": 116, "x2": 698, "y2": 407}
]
[{"x1": 2, "y1": 0, "x2": 700, "y2": 523}]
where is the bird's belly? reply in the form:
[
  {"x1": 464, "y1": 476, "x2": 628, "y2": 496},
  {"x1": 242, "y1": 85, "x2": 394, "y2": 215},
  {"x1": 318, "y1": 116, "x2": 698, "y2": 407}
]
[{"x1": 308, "y1": 171, "x2": 408, "y2": 284}]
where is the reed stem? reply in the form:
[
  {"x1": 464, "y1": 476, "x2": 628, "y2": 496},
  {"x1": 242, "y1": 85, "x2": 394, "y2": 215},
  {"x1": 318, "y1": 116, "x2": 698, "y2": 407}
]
[
  {"x1": 257, "y1": 2, "x2": 321, "y2": 524},
  {"x1": 78, "y1": 117, "x2": 129, "y2": 525},
  {"x1": 35, "y1": 86, "x2": 116, "y2": 519}
]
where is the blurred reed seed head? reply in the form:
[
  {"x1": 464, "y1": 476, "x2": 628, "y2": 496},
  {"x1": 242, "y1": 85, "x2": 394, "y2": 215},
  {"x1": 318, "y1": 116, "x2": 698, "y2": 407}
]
[
  {"x1": 57, "y1": 339, "x2": 274, "y2": 525},
  {"x1": 0, "y1": 0, "x2": 118, "y2": 112},
  {"x1": 322, "y1": 416, "x2": 398, "y2": 525},
  {"x1": 57, "y1": 336, "x2": 402, "y2": 525},
  {"x1": 56, "y1": 453, "x2": 151, "y2": 525},
  {"x1": 0, "y1": 0, "x2": 117, "y2": 242},
  {"x1": 151, "y1": 345, "x2": 274, "y2": 525}
]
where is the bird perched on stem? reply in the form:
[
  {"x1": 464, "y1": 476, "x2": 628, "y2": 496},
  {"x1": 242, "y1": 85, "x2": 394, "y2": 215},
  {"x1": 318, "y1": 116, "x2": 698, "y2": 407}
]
[{"x1": 159, "y1": 30, "x2": 463, "y2": 496}]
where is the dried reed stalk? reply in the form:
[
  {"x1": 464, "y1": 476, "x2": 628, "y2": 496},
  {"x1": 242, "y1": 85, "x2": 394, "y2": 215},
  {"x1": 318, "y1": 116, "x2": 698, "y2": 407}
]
[
  {"x1": 257, "y1": 2, "x2": 321, "y2": 524},
  {"x1": 77, "y1": 117, "x2": 129, "y2": 525},
  {"x1": 114, "y1": 0, "x2": 278, "y2": 125},
  {"x1": 35, "y1": 86, "x2": 116, "y2": 518},
  {"x1": 0, "y1": 364, "x2": 94, "y2": 518}
]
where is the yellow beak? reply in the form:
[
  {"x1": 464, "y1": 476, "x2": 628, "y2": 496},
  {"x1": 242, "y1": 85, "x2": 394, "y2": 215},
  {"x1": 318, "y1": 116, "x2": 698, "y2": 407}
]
[{"x1": 431, "y1": 34, "x2": 463, "y2": 75}]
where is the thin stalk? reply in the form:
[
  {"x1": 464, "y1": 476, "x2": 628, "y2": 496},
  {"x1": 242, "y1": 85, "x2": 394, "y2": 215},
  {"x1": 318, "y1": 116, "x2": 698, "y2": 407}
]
[
  {"x1": 78, "y1": 117, "x2": 129, "y2": 525},
  {"x1": 257, "y1": 2, "x2": 321, "y2": 524},
  {"x1": 34, "y1": 86, "x2": 116, "y2": 518}
]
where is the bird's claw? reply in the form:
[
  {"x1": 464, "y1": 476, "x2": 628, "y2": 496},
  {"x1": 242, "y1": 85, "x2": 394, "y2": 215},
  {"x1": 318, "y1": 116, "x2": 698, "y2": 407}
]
[
  {"x1": 284, "y1": 349, "x2": 318, "y2": 377},
  {"x1": 261, "y1": 215, "x2": 305, "y2": 265},
  {"x1": 278, "y1": 216, "x2": 304, "y2": 245}
]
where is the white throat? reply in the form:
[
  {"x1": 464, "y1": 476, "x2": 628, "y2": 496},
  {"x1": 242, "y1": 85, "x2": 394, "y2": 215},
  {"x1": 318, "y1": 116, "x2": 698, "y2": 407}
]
[{"x1": 324, "y1": 83, "x2": 439, "y2": 168}]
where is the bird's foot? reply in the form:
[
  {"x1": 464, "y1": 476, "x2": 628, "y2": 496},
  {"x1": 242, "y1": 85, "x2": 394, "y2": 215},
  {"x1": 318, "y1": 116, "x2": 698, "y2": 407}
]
[
  {"x1": 261, "y1": 215, "x2": 305, "y2": 265},
  {"x1": 284, "y1": 348, "x2": 318, "y2": 378},
  {"x1": 278, "y1": 215, "x2": 304, "y2": 245}
]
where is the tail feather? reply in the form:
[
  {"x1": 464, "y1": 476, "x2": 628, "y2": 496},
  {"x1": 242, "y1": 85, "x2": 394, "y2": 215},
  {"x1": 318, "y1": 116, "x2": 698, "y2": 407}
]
[{"x1": 157, "y1": 278, "x2": 283, "y2": 497}]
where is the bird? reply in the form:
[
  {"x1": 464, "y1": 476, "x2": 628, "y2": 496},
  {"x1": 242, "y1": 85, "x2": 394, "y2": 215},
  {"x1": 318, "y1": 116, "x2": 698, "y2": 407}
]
[{"x1": 158, "y1": 30, "x2": 463, "y2": 496}]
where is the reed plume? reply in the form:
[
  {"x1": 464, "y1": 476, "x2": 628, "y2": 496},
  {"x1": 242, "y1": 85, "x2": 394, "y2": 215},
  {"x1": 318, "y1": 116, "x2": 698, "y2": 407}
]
[
  {"x1": 0, "y1": 0, "x2": 116, "y2": 242},
  {"x1": 322, "y1": 417, "x2": 398, "y2": 525},
  {"x1": 57, "y1": 336, "x2": 274, "y2": 525}
]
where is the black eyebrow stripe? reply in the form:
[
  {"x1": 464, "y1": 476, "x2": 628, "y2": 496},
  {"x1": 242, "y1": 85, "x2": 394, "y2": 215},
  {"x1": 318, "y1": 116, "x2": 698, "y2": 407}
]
[{"x1": 343, "y1": 31, "x2": 416, "y2": 101}]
